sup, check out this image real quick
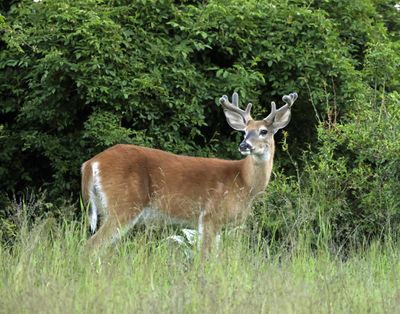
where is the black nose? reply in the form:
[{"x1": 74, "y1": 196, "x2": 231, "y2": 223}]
[{"x1": 239, "y1": 141, "x2": 252, "y2": 151}]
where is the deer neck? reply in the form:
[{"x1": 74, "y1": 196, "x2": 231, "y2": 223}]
[{"x1": 241, "y1": 142, "x2": 275, "y2": 198}]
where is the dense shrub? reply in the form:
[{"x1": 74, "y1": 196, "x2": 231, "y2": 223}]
[
  {"x1": 0, "y1": 0, "x2": 399, "y2": 247},
  {"x1": 0, "y1": 0, "x2": 377, "y2": 199},
  {"x1": 254, "y1": 89, "x2": 400, "y2": 251}
]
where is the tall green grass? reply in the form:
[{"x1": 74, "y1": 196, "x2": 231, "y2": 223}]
[{"x1": 1, "y1": 211, "x2": 399, "y2": 314}]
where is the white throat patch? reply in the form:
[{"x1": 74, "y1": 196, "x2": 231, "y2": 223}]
[{"x1": 253, "y1": 149, "x2": 271, "y2": 163}]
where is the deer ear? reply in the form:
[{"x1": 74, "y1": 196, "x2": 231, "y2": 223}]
[
  {"x1": 223, "y1": 110, "x2": 247, "y2": 131},
  {"x1": 272, "y1": 104, "x2": 291, "y2": 132},
  {"x1": 269, "y1": 92, "x2": 298, "y2": 133},
  {"x1": 220, "y1": 93, "x2": 252, "y2": 131}
]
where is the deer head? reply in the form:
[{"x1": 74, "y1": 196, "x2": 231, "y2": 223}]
[{"x1": 220, "y1": 92, "x2": 298, "y2": 158}]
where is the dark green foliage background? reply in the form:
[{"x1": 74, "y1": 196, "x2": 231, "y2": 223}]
[{"x1": 1, "y1": 0, "x2": 399, "y2": 247}]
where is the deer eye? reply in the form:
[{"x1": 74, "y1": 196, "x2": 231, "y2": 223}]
[{"x1": 259, "y1": 129, "x2": 268, "y2": 136}]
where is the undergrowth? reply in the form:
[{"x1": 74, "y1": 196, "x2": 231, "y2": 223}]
[{"x1": 0, "y1": 199, "x2": 399, "y2": 314}]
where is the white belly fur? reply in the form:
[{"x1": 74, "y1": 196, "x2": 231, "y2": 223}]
[{"x1": 137, "y1": 207, "x2": 189, "y2": 226}]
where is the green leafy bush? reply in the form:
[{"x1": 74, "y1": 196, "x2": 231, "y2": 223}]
[
  {"x1": 254, "y1": 89, "x2": 400, "y2": 251},
  {"x1": 0, "y1": 0, "x2": 399, "y2": 248},
  {"x1": 0, "y1": 0, "x2": 380, "y2": 199}
]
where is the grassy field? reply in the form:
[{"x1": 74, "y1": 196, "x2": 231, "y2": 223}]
[{"x1": 0, "y1": 215, "x2": 399, "y2": 314}]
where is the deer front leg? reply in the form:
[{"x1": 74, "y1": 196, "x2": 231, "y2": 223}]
[{"x1": 198, "y1": 210, "x2": 221, "y2": 258}]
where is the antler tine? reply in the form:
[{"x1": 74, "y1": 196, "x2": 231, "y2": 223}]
[
  {"x1": 264, "y1": 101, "x2": 277, "y2": 125},
  {"x1": 232, "y1": 92, "x2": 239, "y2": 107},
  {"x1": 282, "y1": 92, "x2": 298, "y2": 108},
  {"x1": 220, "y1": 92, "x2": 252, "y2": 123}
]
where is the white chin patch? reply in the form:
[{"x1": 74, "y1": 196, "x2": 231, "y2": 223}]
[{"x1": 240, "y1": 150, "x2": 251, "y2": 155}]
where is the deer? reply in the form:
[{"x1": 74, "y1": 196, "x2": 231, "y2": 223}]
[{"x1": 81, "y1": 92, "x2": 298, "y2": 256}]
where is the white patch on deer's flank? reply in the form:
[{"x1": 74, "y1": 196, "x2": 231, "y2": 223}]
[
  {"x1": 89, "y1": 198, "x2": 98, "y2": 234},
  {"x1": 89, "y1": 161, "x2": 108, "y2": 233},
  {"x1": 92, "y1": 162, "x2": 107, "y2": 208}
]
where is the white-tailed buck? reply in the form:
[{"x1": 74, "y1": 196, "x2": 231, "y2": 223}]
[{"x1": 81, "y1": 92, "x2": 298, "y2": 255}]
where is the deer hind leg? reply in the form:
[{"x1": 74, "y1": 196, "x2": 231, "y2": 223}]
[
  {"x1": 86, "y1": 207, "x2": 143, "y2": 252},
  {"x1": 86, "y1": 181, "x2": 145, "y2": 252},
  {"x1": 85, "y1": 160, "x2": 150, "y2": 252}
]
